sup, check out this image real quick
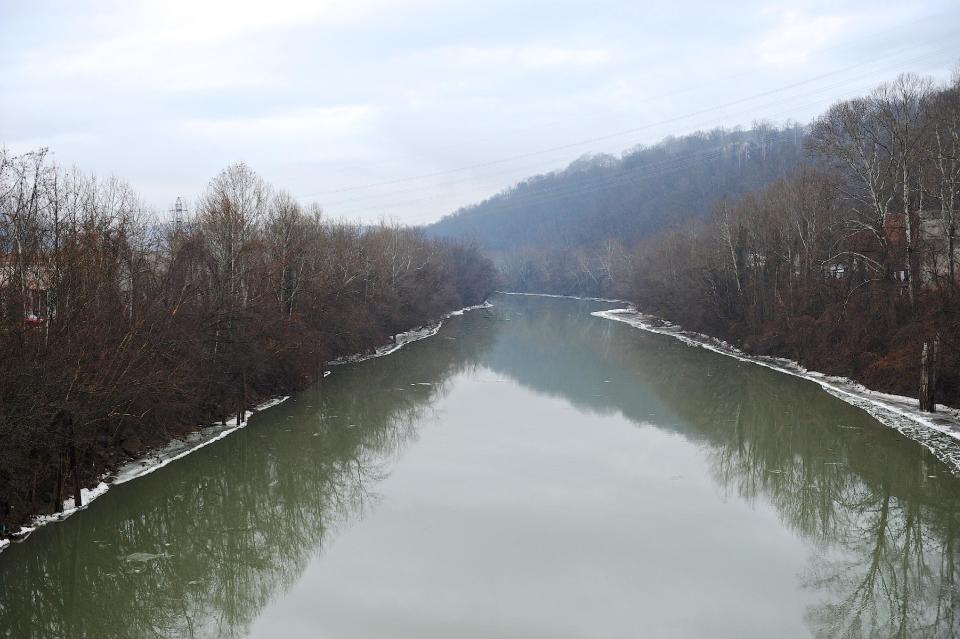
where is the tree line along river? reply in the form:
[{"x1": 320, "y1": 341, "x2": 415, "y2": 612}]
[{"x1": 2, "y1": 294, "x2": 960, "y2": 638}]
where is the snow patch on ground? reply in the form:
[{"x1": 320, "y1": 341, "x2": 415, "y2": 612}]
[
  {"x1": 499, "y1": 291, "x2": 625, "y2": 303},
  {"x1": 444, "y1": 301, "x2": 496, "y2": 316},
  {"x1": 14, "y1": 482, "x2": 113, "y2": 538},
  {"x1": 593, "y1": 307, "x2": 960, "y2": 473},
  {"x1": 112, "y1": 395, "x2": 291, "y2": 486},
  {"x1": 4, "y1": 395, "x2": 292, "y2": 549},
  {"x1": 1, "y1": 300, "x2": 494, "y2": 551},
  {"x1": 327, "y1": 301, "x2": 494, "y2": 366}
]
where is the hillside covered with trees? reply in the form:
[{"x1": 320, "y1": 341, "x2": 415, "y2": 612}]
[
  {"x1": 428, "y1": 123, "x2": 807, "y2": 293},
  {"x1": 629, "y1": 73, "x2": 960, "y2": 407},
  {"x1": 0, "y1": 152, "x2": 496, "y2": 533}
]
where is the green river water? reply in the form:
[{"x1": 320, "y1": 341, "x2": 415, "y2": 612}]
[{"x1": 2, "y1": 294, "x2": 960, "y2": 638}]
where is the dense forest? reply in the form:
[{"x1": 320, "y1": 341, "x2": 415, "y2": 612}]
[
  {"x1": 629, "y1": 73, "x2": 960, "y2": 407},
  {"x1": 0, "y1": 152, "x2": 496, "y2": 534},
  {"x1": 427, "y1": 123, "x2": 807, "y2": 293}
]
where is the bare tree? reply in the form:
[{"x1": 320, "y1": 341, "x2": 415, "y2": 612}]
[{"x1": 874, "y1": 73, "x2": 934, "y2": 306}]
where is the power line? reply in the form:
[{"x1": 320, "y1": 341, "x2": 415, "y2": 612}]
[
  {"x1": 282, "y1": 8, "x2": 960, "y2": 187},
  {"x1": 368, "y1": 77, "x2": 913, "y2": 224},
  {"x1": 299, "y1": 30, "x2": 960, "y2": 203},
  {"x1": 331, "y1": 45, "x2": 959, "y2": 222}
]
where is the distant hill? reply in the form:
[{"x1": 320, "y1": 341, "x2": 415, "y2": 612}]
[{"x1": 427, "y1": 125, "x2": 808, "y2": 256}]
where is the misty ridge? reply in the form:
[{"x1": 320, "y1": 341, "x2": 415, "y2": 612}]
[{"x1": 428, "y1": 122, "x2": 807, "y2": 253}]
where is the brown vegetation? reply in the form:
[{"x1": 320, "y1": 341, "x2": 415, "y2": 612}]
[
  {"x1": 628, "y1": 74, "x2": 960, "y2": 408},
  {"x1": 0, "y1": 153, "x2": 496, "y2": 534}
]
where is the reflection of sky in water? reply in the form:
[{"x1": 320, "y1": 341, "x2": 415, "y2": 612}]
[
  {"x1": 3, "y1": 295, "x2": 960, "y2": 638},
  {"x1": 256, "y1": 373, "x2": 811, "y2": 638}
]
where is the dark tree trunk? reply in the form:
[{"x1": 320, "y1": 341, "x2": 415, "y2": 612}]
[
  {"x1": 237, "y1": 370, "x2": 247, "y2": 425},
  {"x1": 949, "y1": 228, "x2": 956, "y2": 297},
  {"x1": 68, "y1": 440, "x2": 82, "y2": 509},
  {"x1": 919, "y1": 334, "x2": 942, "y2": 412},
  {"x1": 54, "y1": 454, "x2": 64, "y2": 513}
]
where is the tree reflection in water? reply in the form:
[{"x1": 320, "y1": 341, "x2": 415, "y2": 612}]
[
  {"x1": 4, "y1": 296, "x2": 960, "y2": 638},
  {"x1": 0, "y1": 309, "x2": 496, "y2": 639},
  {"x1": 483, "y1": 296, "x2": 960, "y2": 638}
]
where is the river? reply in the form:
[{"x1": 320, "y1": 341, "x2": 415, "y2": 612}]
[{"x1": 2, "y1": 294, "x2": 960, "y2": 638}]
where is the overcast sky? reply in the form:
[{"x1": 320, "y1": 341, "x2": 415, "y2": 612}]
[{"x1": 2, "y1": 0, "x2": 959, "y2": 225}]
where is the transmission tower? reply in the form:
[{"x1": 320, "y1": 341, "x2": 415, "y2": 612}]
[{"x1": 171, "y1": 197, "x2": 186, "y2": 231}]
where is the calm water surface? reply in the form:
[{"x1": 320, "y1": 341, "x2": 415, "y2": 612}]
[{"x1": 3, "y1": 295, "x2": 960, "y2": 638}]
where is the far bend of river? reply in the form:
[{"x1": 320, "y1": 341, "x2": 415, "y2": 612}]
[{"x1": 5, "y1": 295, "x2": 960, "y2": 638}]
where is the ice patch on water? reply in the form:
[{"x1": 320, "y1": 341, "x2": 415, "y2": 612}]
[
  {"x1": 123, "y1": 552, "x2": 170, "y2": 563},
  {"x1": 593, "y1": 307, "x2": 960, "y2": 474}
]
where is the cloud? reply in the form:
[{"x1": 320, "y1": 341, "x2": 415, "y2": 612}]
[
  {"x1": 4, "y1": 0, "x2": 957, "y2": 225},
  {"x1": 444, "y1": 45, "x2": 613, "y2": 71},
  {"x1": 4, "y1": 132, "x2": 100, "y2": 156},
  {"x1": 14, "y1": 0, "x2": 432, "y2": 92},
  {"x1": 517, "y1": 46, "x2": 612, "y2": 69},
  {"x1": 753, "y1": 8, "x2": 851, "y2": 68},
  {"x1": 181, "y1": 106, "x2": 377, "y2": 141}
]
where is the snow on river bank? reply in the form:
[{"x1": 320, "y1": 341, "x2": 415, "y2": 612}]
[
  {"x1": 327, "y1": 302, "x2": 493, "y2": 365},
  {"x1": 1, "y1": 301, "x2": 494, "y2": 551},
  {"x1": 593, "y1": 307, "x2": 960, "y2": 474}
]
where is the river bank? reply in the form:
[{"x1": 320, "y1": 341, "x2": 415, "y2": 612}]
[
  {"x1": 497, "y1": 293, "x2": 960, "y2": 470},
  {"x1": 593, "y1": 306, "x2": 960, "y2": 473},
  {"x1": 0, "y1": 301, "x2": 494, "y2": 552}
]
